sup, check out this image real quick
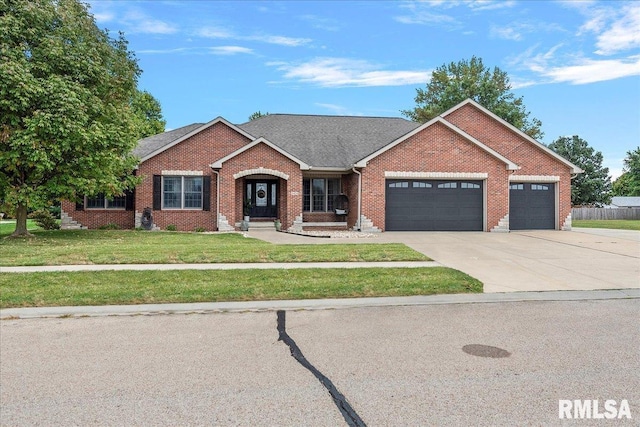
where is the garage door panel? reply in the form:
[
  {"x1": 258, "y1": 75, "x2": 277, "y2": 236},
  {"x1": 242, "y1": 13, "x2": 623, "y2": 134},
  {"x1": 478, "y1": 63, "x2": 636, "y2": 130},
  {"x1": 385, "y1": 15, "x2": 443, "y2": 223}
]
[
  {"x1": 510, "y1": 183, "x2": 555, "y2": 230},
  {"x1": 386, "y1": 179, "x2": 483, "y2": 231}
]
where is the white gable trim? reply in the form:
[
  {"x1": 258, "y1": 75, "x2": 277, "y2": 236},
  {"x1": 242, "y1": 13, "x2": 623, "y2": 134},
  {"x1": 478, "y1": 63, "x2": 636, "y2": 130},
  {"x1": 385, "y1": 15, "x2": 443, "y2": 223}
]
[
  {"x1": 441, "y1": 99, "x2": 583, "y2": 174},
  {"x1": 139, "y1": 117, "x2": 256, "y2": 163},
  {"x1": 211, "y1": 137, "x2": 310, "y2": 170},
  {"x1": 355, "y1": 117, "x2": 519, "y2": 170}
]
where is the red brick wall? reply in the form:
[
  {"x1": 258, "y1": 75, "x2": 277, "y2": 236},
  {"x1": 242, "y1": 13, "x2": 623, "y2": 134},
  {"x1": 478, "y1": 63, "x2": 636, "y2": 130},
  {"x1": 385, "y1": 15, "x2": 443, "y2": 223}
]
[
  {"x1": 218, "y1": 142, "x2": 303, "y2": 229},
  {"x1": 445, "y1": 104, "x2": 573, "y2": 227},
  {"x1": 361, "y1": 121, "x2": 511, "y2": 231},
  {"x1": 61, "y1": 200, "x2": 134, "y2": 229}
]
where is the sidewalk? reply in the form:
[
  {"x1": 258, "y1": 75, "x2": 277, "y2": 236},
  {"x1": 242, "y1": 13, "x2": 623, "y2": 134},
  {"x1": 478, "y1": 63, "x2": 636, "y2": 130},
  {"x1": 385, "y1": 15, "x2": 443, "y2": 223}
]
[
  {"x1": 2, "y1": 289, "x2": 638, "y2": 319},
  {"x1": 0, "y1": 261, "x2": 439, "y2": 273}
]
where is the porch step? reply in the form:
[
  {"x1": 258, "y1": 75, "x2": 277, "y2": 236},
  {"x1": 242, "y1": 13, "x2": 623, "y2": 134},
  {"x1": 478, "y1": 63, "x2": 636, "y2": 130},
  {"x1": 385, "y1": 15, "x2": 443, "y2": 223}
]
[
  {"x1": 235, "y1": 221, "x2": 277, "y2": 230},
  {"x1": 302, "y1": 222, "x2": 347, "y2": 227}
]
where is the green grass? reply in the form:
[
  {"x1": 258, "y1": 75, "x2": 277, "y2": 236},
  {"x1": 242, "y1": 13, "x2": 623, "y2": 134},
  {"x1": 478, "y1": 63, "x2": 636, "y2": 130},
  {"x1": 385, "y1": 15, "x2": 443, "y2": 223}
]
[
  {"x1": 0, "y1": 229, "x2": 429, "y2": 266},
  {"x1": 0, "y1": 267, "x2": 481, "y2": 308},
  {"x1": 0, "y1": 219, "x2": 41, "y2": 234},
  {"x1": 573, "y1": 219, "x2": 640, "y2": 231}
]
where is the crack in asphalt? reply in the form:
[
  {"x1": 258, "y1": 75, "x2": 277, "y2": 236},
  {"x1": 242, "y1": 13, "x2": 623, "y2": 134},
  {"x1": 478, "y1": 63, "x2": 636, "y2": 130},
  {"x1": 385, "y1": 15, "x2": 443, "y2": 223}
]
[{"x1": 276, "y1": 310, "x2": 366, "y2": 427}]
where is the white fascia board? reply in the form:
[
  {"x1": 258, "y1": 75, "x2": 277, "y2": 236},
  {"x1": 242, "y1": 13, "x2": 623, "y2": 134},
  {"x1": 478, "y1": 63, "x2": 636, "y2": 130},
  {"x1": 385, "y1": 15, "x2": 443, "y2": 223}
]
[
  {"x1": 210, "y1": 137, "x2": 310, "y2": 170},
  {"x1": 139, "y1": 117, "x2": 257, "y2": 163},
  {"x1": 355, "y1": 117, "x2": 519, "y2": 171},
  {"x1": 441, "y1": 98, "x2": 584, "y2": 174}
]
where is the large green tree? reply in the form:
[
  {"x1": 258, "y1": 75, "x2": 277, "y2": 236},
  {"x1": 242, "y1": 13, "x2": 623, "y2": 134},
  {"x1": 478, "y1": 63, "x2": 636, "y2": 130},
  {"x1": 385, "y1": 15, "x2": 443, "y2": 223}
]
[
  {"x1": 0, "y1": 0, "x2": 142, "y2": 236},
  {"x1": 402, "y1": 56, "x2": 543, "y2": 140},
  {"x1": 548, "y1": 136, "x2": 612, "y2": 206},
  {"x1": 612, "y1": 147, "x2": 640, "y2": 196},
  {"x1": 131, "y1": 90, "x2": 165, "y2": 138}
]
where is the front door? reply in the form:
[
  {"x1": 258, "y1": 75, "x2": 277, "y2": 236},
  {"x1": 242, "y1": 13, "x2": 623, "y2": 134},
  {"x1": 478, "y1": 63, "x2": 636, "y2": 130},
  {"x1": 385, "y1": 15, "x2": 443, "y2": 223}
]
[{"x1": 246, "y1": 180, "x2": 278, "y2": 218}]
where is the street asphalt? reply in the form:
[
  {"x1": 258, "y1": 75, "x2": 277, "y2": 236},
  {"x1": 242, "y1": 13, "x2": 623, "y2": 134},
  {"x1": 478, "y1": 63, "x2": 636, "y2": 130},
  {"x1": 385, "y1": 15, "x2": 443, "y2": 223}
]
[{"x1": 2, "y1": 299, "x2": 638, "y2": 426}]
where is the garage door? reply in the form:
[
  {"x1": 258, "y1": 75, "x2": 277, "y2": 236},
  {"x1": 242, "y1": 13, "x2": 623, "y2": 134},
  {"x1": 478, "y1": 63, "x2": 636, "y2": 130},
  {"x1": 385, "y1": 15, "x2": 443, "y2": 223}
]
[
  {"x1": 385, "y1": 180, "x2": 483, "y2": 231},
  {"x1": 509, "y1": 183, "x2": 555, "y2": 230}
]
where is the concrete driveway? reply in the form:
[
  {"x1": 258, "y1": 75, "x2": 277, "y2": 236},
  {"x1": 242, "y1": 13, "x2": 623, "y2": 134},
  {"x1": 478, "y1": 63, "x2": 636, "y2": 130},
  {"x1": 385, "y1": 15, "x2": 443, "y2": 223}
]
[
  {"x1": 251, "y1": 228, "x2": 639, "y2": 293},
  {"x1": 379, "y1": 228, "x2": 640, "y2": 292}
]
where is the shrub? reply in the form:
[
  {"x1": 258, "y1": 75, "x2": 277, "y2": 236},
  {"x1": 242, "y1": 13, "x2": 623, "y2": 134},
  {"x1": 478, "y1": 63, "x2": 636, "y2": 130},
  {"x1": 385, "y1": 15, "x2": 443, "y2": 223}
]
[
  {"x1": 194, "y1": 226, "x2": 206, "y2": 233},
  {"x1": 166, "y1": 224, "x2": 177, "y2": 231},
  {"x1": 28, "y1": 210, "x2": 60, "y2": 230},
  {"x1": 98, "y1": 223, "x2": 120, "y2": 230}
]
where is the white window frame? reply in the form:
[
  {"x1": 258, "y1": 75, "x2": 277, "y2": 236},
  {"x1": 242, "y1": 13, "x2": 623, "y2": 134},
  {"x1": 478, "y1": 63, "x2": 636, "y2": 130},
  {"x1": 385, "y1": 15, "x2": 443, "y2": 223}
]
[{"x1": 162, "y1": 176, "x2": 203, "y2": 210}]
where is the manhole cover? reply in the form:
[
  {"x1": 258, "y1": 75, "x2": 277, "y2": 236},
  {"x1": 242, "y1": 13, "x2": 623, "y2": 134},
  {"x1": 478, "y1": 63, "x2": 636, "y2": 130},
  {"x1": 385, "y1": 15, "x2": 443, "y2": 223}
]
[{"x1": 462, "y1": 344, "x2": 511, "y2": 358}]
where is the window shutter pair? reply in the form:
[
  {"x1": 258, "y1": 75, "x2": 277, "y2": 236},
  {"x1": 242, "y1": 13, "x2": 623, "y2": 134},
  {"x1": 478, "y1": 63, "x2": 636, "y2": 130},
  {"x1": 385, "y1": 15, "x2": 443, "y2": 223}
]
[{"x1": 152, "y1": 175, "x2": 211, "y2": 211}]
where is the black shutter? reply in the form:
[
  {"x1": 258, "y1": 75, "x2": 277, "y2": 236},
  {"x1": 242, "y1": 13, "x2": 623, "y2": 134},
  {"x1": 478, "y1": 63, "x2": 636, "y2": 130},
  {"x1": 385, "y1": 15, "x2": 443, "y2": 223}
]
[
  {"x1": 125, "y1": 189, "x2": 135, "y2": 211},
  {"x1": 153, "y1": 175, "x2": 161, "y2": 210},
  {"x1": 75, "y1": 196, "x2": 84, "y2": 211},
  {"x1": 203, "y1": 176, "x2": 211, "y2": 211}
]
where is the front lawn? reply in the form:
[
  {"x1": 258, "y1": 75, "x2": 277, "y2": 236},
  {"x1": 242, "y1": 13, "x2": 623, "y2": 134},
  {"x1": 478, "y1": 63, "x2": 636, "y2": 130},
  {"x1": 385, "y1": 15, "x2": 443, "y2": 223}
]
[
  {"x1": 0, "y1": 219, "x2": 41, "y2": 234},
  {"x1": 0, "y1": 267, "x2": 481, "y2": 308},
  {"x1": 0, "y1": 230, "x2": 429, "y2": 266},
  {"x1": 573, "y1": 220, "x2": 640, "y2": 231}
]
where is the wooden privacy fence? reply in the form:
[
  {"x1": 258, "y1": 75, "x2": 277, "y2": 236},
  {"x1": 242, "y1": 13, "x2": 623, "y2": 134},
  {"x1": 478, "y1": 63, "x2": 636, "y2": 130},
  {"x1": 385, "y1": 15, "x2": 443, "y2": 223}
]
[{"x1": 572, "y1": 208, "x2": 640, "y2": 220}]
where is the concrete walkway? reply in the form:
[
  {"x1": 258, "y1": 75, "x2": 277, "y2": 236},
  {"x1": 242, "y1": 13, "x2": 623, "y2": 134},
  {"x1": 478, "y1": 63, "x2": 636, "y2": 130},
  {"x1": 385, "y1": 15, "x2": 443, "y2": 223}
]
[
  {"x1": 0, "y1": 260, "x2": 439, "y2": 273},
  {"x1": 2, "y1": 289, "x2": 638, "y2": 319}
]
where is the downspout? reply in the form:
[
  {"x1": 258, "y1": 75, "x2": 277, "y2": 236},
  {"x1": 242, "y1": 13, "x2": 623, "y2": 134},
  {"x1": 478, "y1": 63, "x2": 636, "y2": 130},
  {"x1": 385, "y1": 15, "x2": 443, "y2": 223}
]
[
  {"x1": 352, "y1": 166, "x2": 362, "y2": 231},
  {"x1": 212, "y1": 169, "x2": 220, "y2": 231}
]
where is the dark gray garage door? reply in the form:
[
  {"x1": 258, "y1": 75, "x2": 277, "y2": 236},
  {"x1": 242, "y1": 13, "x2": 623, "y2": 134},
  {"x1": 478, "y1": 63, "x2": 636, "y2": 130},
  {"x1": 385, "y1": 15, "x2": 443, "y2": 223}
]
[
  {"x1": 509, "y1": 183, "x2": 555, "y2": 230},
  {"x1": 385, "y1": 180, "x2": 483, "y2": 231}
]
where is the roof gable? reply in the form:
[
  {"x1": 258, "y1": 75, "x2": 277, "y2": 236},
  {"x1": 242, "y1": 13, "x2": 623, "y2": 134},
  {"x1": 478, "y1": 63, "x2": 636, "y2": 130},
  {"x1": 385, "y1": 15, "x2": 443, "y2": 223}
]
[
  {"x1": 211, "y1": 137, "x2": 310, "y2": 170},
  {"x1": 134, "y1": 117, "x2": 255, "y2": 163},
  {"x1": 355, "y1": 116, "x2": 520, "y2": 170},
  {"x1": 441, "y1": 99, "x2": 583, "y2": 174}
]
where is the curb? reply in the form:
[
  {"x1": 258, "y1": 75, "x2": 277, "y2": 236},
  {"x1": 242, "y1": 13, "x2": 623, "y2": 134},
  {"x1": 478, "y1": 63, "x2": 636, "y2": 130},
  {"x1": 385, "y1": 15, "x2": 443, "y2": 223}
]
[{"x1": 1, "y1": 289, "x2": 638, "y2": 320}]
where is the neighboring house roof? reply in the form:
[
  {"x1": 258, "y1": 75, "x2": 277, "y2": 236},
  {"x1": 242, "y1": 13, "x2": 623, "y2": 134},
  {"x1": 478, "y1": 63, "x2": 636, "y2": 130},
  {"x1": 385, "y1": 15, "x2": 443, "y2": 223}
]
[
  {"x1": 611, "y1": 196, "x2": 640, "y2": 208},
  {"x1": 237, "y1": 114, "x2": 420, "y2": 169}
]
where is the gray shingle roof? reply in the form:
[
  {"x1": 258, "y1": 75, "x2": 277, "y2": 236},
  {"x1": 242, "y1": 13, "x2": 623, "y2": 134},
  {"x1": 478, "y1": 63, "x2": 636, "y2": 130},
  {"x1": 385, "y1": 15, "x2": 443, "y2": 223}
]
[
  {"x1": 133, "y1": 114, "x2": 420, "y2": 169},
  {"x1": 133, "y1": 122, "x2": 204, "y2": 159},
  {"x1": 237, "y1": 114, "x2": 420, "y2": 168}
]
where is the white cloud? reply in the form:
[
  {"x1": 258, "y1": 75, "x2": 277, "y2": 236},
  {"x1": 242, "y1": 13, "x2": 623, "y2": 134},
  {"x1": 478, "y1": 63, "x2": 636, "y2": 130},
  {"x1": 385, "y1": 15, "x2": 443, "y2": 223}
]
[
  {"x1": 540, "y1": 56, "x2": 640, "y2": 85},
  {"x1": 272, "y1": 58, "x2": 430, "y2": 87},
  {"x1": 315, "y1": 103, "x2": 355, "y2": 115},
  {"x1": 300, "y1": 15, "x2": 340, "y2": 32},
  {"x1": 137, "y1": 46, "x2": 253, "y2": 56},
  {"x1": 394, "y1": 11, "x2": 459, "y2": 26},
  {"x1": 209, "y1": 46, "x2": 254, "y2": 55},
  {"x1": 195, "y1": 27, "x2": 311, "y2": 47},
  {"x1": 490, "y1": 22, "x2": 566, "y2": 42},
  {"x1": 196, "y1": 26, "x2": 234, "y2": 39},
  {"x1": 247, "y1": 35, "x2": 311, "y2": 47},
  {"x1": 121, "y1": 10, "x2": 178, "y2": 34},
  {"x1": 595, "y1": 4, "x2": 640, "y2": 55},
  {"x1": 395, "y1": 0, "x2": 515, "y2": 25}
]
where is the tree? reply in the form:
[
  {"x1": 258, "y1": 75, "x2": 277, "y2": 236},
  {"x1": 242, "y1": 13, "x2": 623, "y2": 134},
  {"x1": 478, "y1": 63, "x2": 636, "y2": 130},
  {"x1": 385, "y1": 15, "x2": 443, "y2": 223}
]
[
  {"x1": 0, "y1": 0, "x2": 142, "y2": 236},
  {"x1": 131, "y1": 90, "x2": 165, "y2": 139},
  {"x1": 248, "y1": 111, "x2": 269, "y2": 121},
  {"x1": 612, "y1": 147, "x2": 640, "y2": 196},
  {"x1": 402, "y1": 56, "x2": 543, "y2": 140},
  {"x1": 548, "y1": 136, "x2": 612, "y2": 206}
]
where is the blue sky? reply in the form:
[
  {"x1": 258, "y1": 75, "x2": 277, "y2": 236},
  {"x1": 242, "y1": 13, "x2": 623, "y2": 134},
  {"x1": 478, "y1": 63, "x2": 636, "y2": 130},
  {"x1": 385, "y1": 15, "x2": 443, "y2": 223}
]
[{"x1": 87, "y1": 0, "x2": 640, "y2": 179}]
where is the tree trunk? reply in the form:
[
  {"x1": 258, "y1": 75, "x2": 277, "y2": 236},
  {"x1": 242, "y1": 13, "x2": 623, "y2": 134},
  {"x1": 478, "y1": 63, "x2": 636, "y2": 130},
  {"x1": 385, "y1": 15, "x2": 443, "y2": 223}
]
[{"x1": 11, "y1": 203, "x2": 32, "y2": 237}]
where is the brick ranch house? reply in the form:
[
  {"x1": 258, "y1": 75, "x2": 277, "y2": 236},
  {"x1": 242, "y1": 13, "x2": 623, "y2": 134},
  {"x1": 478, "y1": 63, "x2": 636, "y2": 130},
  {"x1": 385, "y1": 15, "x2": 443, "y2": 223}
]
[{"x1": 61, "y1": 99, "x2": 582, "y2": 233}]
